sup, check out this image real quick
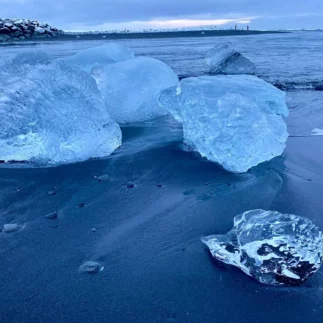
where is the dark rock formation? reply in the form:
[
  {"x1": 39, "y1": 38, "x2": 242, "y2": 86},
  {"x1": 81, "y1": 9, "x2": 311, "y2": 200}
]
[{"x1": 0, "y1": 18, "x2": 61, "y2": 42}]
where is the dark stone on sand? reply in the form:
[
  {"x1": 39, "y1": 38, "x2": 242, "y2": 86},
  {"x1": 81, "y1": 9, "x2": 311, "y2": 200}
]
[
  {"x1": 157, "y1": 184, "x2": 163, "y2": 188},
  {"x1": 45, "y1": 212, "x2": 58, "y2": 220},
  {"x1": 0, "y1": 27, "x2": 10, "y2": 34},
  {"x1": 78, "y1": 203, "x2": 85, "y2": 208},
  {"x1": 127, "y1": 182, "x2": 135, "y2": 188},
  {"x1": 79, "y1": 261, "x2": 100, "y2": 273}
]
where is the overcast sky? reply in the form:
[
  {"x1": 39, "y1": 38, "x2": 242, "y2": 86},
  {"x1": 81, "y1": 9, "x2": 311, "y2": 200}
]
[{"x1": 1, "y1": 0, "x2": 323, "y2": 31}]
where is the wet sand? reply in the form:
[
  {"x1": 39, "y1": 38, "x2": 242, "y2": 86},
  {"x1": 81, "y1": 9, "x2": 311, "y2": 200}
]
[{"x1": 0, "y1": 115, "x2": 323, "y2": 322}]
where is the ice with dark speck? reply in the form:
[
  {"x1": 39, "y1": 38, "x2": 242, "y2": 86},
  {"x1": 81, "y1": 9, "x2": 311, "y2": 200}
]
[{"x1": 202, "y1": 210, "x2": 323, "y2": 285}]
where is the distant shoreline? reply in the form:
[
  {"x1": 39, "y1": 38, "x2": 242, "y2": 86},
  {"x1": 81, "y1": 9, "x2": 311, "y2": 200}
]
[{"x1": 47, "y1": 30, "x2": 287, "y2": 41}]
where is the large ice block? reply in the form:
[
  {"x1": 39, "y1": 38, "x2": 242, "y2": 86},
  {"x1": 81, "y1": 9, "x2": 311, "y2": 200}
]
[
  {"x1": 97, "y1": 57, "x2": 179, "y2": 123},
  {"x1": 63, "y1": 43, "x2": 135, "y2": 73},
  {"x1": 0, "y1": 51, "x2": 121, "y2": 165},
  {"x1": 158, "y1": 75, "x2": 288, "y2": 173}
]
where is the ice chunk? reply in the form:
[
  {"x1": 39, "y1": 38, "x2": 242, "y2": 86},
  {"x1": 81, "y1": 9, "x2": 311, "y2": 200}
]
[
  {"x1": 312, "y1": 128, "x2": 323, "y2": 136},
  {"x1": 97, "y1": 57, "x2": 179, "y2": 123},
  {"x1": 206, "y1": 43, "x2": 256, "y2": 75},
  {"x1": 202, "y1": 210, "x2": 323, "y2": 285},
  {"x1": 12, "y1": 51, "x2": 52, "y2": 66},
  {"x1": 0, "y1": 51, "x2": 121, "y2": 165},
  {"x1": 158, "y1": 86, "x2": 182, "y2": 122},
  {"x1": 158, "y1": 75, "x2": 288, "y2": 173},
  {"x1": 64, "y1": 43, "x2": 135, "y2": 74}
]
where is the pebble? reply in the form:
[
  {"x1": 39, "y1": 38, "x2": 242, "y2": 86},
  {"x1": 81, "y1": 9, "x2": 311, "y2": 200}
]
[
  {"x1": 95, "y1": 175, "x2": 110, "y2": 182},
  {"x1": 78, "y1": 203, "x2": 85, "y2": 208},
  {"x1": 127, "y1": 182, "x2": 135, "y2": 188},
  {"x1": 157, "y1": 184, "x2": 163, "y2": 188},
  {"x1": 3, "y1": 224, "x2": 19, "y2": 233},
  {"x1": 79, "y1": 261, "x2": 100, "y2": 273},
  {"x1": 45, "y1": 212, "x2": 58, "y2": 220},
  {"x1": 92, "y1": 228, "x2": 97, "y2": 232},
  {"x1": 48, "y1": 190, "x2": 56, "y2": 196}
]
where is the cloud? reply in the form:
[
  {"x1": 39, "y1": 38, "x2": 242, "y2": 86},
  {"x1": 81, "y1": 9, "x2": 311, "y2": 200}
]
[
  {"x1": 1, "y1": 0, "x2": 323, "y2": 30},
  {"x1": 69, "y1": 17, "x2": 256, "y2": 32}
]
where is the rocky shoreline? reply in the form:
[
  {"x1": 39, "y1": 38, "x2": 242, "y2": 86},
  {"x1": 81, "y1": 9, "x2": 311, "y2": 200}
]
[{"x1": 0, "y1": 18, "x2": 60, "y2": 42}]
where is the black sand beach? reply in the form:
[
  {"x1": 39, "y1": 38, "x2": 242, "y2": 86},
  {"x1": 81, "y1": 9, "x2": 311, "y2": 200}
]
[{"x1": 1, "y1": 115, "x2": 323, "y2": 322}]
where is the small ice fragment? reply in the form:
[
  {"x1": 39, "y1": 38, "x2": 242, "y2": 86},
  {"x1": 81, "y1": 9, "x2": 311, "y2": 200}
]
[
  {"x1": 202, "y1": 210, "x2": 323, "y2": 285},
  {"x1": 206, "y1": 43, "x2": 256, "y2": 75},
  {"x1": 48, "y1": 191, "x2": 57, "y2": 196},
  {"x1": 79, "y1": 261, "x2": 100, "y2": 273},
  {"x1": 3, "y1": 224, "x2": 19, "y2": 233},
  {"x1": 282, "y1": 269, "x2": 300, "y2": 280},
  {"x1": 312, "y1": 128, "x2": 323, "y2": 136}
]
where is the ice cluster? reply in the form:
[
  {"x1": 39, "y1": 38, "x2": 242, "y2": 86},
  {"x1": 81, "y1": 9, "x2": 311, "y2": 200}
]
[
  {"x1": 206, "y1": 43, "x2": 256, "y2": 75},
  {"x1": 202, "y1": 210, "x2": 323, "y2": 286},
  {"x1": 64, "y1": 43, "x2": 135, "y2": 73},
  {"x1": 97, "y1": 57, "x2": 179, "y2": 123},
  {"x1": 158, "y1": 75, "x2": 288, "y2": 173},
  {"x1": 0, "y1": 51, "x2": 121, "y2": 165}
]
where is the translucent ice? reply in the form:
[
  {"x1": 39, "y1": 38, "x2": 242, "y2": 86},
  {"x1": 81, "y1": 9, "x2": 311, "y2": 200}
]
[
  {"x1": 97, "y1": 57, "x2": 179, "y2": 123},
  {"x1": 202, "y1": 210, "x2": 323, "y2": 286},
  {"x1": 0, "y1": 51, "x2": 121, "y2": 165},
  {"x1": 158, "y1": 75, "x2": 288, "y2": 173},
  {"x1": 206, "y1": 43, "x2": 256, "y2": 75},
  {"x1": 64, "y1": 43, "x2": 135, "y2": 74}
]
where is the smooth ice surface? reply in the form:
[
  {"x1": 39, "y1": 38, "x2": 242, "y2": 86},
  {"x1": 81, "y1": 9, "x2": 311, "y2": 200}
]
[
  {"x1": 0, "y1": 51, "x2": 121, "y2": 165},
  {"x1": 158, "y1": 75, "x2": 288, "y2": 173},
  {"x1": 206, "y1": 43, "x2": 256, "y2": 75},
  {"x1": 202, "y1": 210, "x2": 323, "y2": 285},
  {"x1": 63, "y1": 43, "x2": 135, "y2": 73},
  {"x1": 97, "y1": 57, "x2": 179, "y2": 123}
]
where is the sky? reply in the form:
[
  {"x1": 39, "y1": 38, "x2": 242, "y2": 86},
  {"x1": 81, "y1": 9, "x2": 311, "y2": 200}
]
[{"x1": 1, "y1": 0, "x2": 323, "y2": 31}]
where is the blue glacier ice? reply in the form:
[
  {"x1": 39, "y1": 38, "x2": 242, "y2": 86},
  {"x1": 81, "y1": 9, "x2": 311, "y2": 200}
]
[
  {"x1": 202, "y1": 210, "x2": 323, "y2": 285},
  {"x1": 158, "y1": 75, "x2": 289, "y2": 173},
  {"x1": 97, "y1": 57, "x2": 179, "y2": 123},
  {"x1": 63, "y1": 43, "x2": 135, "y2": 74},
  {"x1": 0, "y1": 51, "x2": 121, "y2": 165},
  {"x1": 206, "y1": 43, "x2": 256, "y2": 75}
]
